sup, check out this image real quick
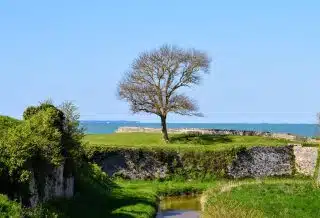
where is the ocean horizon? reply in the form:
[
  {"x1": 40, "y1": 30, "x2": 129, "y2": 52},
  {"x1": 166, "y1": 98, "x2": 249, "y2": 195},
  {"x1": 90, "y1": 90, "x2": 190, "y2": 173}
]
[{"x1": 80, "y1": 121, "x2": 320, "y2": 137}]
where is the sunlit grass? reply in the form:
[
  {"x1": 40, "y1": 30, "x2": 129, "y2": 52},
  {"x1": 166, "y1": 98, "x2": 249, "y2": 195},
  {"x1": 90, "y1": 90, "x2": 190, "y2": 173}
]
[
  {"x1": 84, "y1": 133, "x2": 293, "y2": 151},
  {"x1": 116, "y1": 179, "x2": 218, "y2": 196},
  {"x1": 202, "y1": 178, "x2": 319, "y2": 218}
]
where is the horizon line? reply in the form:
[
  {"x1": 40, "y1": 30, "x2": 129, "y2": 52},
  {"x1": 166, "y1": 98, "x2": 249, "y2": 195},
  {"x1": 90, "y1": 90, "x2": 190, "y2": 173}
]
[{"x1": 80, "y1": 120, "x2": 317, "y2": 125}]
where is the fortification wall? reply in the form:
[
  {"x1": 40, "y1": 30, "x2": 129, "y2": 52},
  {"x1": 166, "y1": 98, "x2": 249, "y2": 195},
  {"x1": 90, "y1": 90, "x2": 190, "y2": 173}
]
[
  {"x1": 29, "y1": 162, "x2": 74, "y2": 207},
  {"x1": 90, "y1": 145, "x2": 318, "y2": 180}
]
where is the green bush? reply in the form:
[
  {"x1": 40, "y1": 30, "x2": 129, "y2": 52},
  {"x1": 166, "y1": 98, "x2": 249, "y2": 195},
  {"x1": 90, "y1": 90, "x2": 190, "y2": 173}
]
[
  {"x1": 1, "y1": 108, "x2": 64, "y2": 180},
  {"x1": 0, "y1": 101, "x2": 85, "y2": 205},
  {"x1": 0, "y1": 194, "x2": 22, "y2": 218},
  {"x1": 0, "y1": 116, "x2": 22, "y2": 137},
  {"x1": 23, "y1": 103, "x2": 65, "y2": 131}
]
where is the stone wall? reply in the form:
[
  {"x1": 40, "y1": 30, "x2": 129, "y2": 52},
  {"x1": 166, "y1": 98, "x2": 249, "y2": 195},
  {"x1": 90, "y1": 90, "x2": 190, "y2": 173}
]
[
  {"x1": 90, "y1": 145, "x2": 319, "y2": 180},
  {"x1": 90, "y1": 149, "x2": 236, "y2": 180},
  {"x1": 116, "y1": 127, "x2": 300, "y2": 141},
  {"x1": 29, "y1": 163, "x2": 74, "y2": 207},
  {"x1": 293, "y1": 145, "x2": 318, "y2": 176},
  {"x1": 227, "y1": 146, "x2": 294, "y2": 178},
  {"x1": 91, "y1": 150, "x2": 180, "y2": 179}
]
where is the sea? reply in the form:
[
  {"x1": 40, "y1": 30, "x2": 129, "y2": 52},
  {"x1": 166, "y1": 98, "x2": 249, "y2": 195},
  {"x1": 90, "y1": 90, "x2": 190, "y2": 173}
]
[{"x1": 81, "y1": 121, "x2": 320, "y2": 137}]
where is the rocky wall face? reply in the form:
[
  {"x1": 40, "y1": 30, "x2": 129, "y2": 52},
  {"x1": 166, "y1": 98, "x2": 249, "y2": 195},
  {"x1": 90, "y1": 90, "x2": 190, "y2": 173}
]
[
  {"x1": 91, "y1": 145, "x2": 319, "y2": 181},
  {"x1": 28, "y1": 163, "x2": 74, "y2": 207},
  {"x1": 29, "y1": 172, "x2": 39, "y2": 208},
  {"x1": 227, "y1": 146, "x2": 294, "y2": 178},
  {"x1": 293, "y1": 146, "x2": 318, "y2": 176},
  {"x1": 43, "y1": 165, "x2": 64, "y2": 202},
  {"x1": 93, "y1": 150, "x2": 178, "y2": 179},
  {"x1": 91, "y1": 149, "x2": 237, "y2": 180}
]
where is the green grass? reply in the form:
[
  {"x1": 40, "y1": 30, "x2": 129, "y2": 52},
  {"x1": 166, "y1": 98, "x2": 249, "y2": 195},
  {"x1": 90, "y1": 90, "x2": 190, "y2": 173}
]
[
  {"x1": 84, "y1": 133, "x2": 293, "y2": 151},
  {"x1": 116, "y1": 179, "x2": 218, "y2": 196},
  {"x1": 203, "y1": 179, "x2": 320, "y2": 218},
  {"x1": 35, "y1": 163, "x2": 219, "y2": 218},
  {"x1": 33, "y1": 164, "x2": 219, "y2": 218},
  {"x1": 110, "y1": 179, "x2": 218, "y2": 217}
]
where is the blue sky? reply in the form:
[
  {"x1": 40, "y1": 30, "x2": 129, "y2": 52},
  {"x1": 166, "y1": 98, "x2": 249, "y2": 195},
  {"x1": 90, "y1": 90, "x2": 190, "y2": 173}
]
[{"x1": 0, "y1": 1, "x2": 319, "y2": 123}]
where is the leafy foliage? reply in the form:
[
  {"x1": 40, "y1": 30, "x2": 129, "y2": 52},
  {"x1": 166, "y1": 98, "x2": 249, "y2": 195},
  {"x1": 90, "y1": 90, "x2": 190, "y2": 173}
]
[
  {"x1": 58, "y1": 101, "x2": 86, "y2": 170},
  {"x1": 2, "y1": 108, "x2": 63, "y2": 180},
  {"x1": 0, "y1": 101, "x2": 85, "y2": 204},
  {"x1": 23, "y1": 103, "x2": 65, "y2": 131},
  {"x1": 0, "y1": 194, "x2": 22, "y2": 218},
  {"x1": 0, "y1": 116, "x2": 22, "y2": 137}
]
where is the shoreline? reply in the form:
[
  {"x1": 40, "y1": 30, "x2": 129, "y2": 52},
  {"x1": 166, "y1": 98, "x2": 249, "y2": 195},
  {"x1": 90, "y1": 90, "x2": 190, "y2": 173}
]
[
  {"x1": 81, "y1": 122, "x2": 319, "y2": 137},
  {"x1": 115, "y1": 126, "x2": 318, "y2": 142}
]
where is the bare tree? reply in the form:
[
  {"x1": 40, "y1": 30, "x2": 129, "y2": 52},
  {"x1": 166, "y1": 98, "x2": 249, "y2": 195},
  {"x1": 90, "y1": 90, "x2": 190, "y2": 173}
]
[{"x1": 117, "y1": 45, "x2": 211, "y2": 141}]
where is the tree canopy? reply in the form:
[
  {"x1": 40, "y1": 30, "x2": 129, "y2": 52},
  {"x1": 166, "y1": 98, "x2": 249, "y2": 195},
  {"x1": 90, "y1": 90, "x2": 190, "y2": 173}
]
[{"x1": 118, "y1": 44, "x2": 211, "y2": 141}]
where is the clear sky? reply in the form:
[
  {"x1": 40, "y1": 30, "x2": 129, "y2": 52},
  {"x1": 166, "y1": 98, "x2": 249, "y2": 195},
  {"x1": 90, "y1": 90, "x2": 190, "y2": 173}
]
[{"x1": 0, "y1": 1, "x2": 319, "y2": 123}]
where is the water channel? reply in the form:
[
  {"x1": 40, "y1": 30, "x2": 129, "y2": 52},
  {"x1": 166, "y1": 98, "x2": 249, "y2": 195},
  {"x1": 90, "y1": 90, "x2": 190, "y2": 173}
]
[{"x1": 156, "y1": 195, "x2": 201, "y2": 218}]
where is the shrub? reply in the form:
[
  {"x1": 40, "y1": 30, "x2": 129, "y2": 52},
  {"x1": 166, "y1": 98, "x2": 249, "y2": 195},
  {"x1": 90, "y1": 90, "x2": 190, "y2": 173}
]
[
  {"x1": 0, "y1": 116, "x2": 22, "y2": 137},
  {"x1": 0, "y1": 194, "x2": 22, "y2": 217},
  {"x1": 23, "y1": 103, "x2": 65, "y2": 131},
  {"x1": 0, "y1": 101, "x2": 85, "y2": 205}
]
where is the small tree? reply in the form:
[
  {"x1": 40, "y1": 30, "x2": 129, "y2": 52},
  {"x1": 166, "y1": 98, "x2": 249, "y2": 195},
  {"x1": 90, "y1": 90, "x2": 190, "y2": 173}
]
[{"x1": 117, "y1": 45, "x2": 211, "y2": 141}]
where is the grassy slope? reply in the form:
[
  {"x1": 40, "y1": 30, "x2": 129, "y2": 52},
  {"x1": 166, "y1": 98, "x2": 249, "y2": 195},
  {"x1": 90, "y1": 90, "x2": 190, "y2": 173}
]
[
  {"x1": 112, "y1": 178, "x2": 320, "y2": 218},
  {"x1": 203, "y1": 179, "x2": 319, "y2": 218},
  {"x1": 38, "y1": 164, "x2": 218, "y2": 218},
  {"x1": 84, "y1": 133, "x2": 292, "y2": 151},
  {"x1": 111, "y1": 179, "x2": 218, "y2": 217}
]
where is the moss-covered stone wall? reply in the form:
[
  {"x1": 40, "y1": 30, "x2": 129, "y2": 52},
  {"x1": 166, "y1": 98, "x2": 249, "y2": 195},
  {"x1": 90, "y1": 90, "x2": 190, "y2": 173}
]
[{"x1": 88, "y1": 145, "x2": 319, "y2": 180}]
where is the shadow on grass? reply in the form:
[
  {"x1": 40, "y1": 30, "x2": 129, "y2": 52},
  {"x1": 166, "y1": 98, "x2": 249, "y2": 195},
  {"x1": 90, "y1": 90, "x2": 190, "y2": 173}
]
[
  {"x1": 169, "y1": 134, "x2": 232, "y2": 145},
  {"x1": 38, "y1": 163, "x2": 156, "y2": 218}
]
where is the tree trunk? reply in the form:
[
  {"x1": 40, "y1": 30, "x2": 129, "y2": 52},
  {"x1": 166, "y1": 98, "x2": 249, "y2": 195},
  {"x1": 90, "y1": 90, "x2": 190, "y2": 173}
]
[{"x1": 160, "y1": 115, "x2": 169, "y2": 142}]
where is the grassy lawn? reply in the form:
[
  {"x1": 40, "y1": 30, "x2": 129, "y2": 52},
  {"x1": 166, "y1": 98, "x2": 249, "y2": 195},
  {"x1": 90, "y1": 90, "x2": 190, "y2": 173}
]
[
  {"x1": 202, "y1": 179, "x2": 320, "y2": 218},
  {"x1": 111, "y1": 178, "x2": 319, "y2": 218},
  {"x1": 116, "y1": 179, "x2": 218, "y2": 196},
  {"x1": 106, "y1": 186, "x2": 157, "y2": 218},
  {"x1": 84, "y1": 133, "x2": 293, "y2": 151}
]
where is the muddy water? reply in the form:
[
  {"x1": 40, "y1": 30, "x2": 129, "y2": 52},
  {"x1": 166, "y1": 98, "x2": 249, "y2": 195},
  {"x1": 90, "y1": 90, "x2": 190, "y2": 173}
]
[{"x1": 156, "y1": 195, "x2": 201, "y2": 218}]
